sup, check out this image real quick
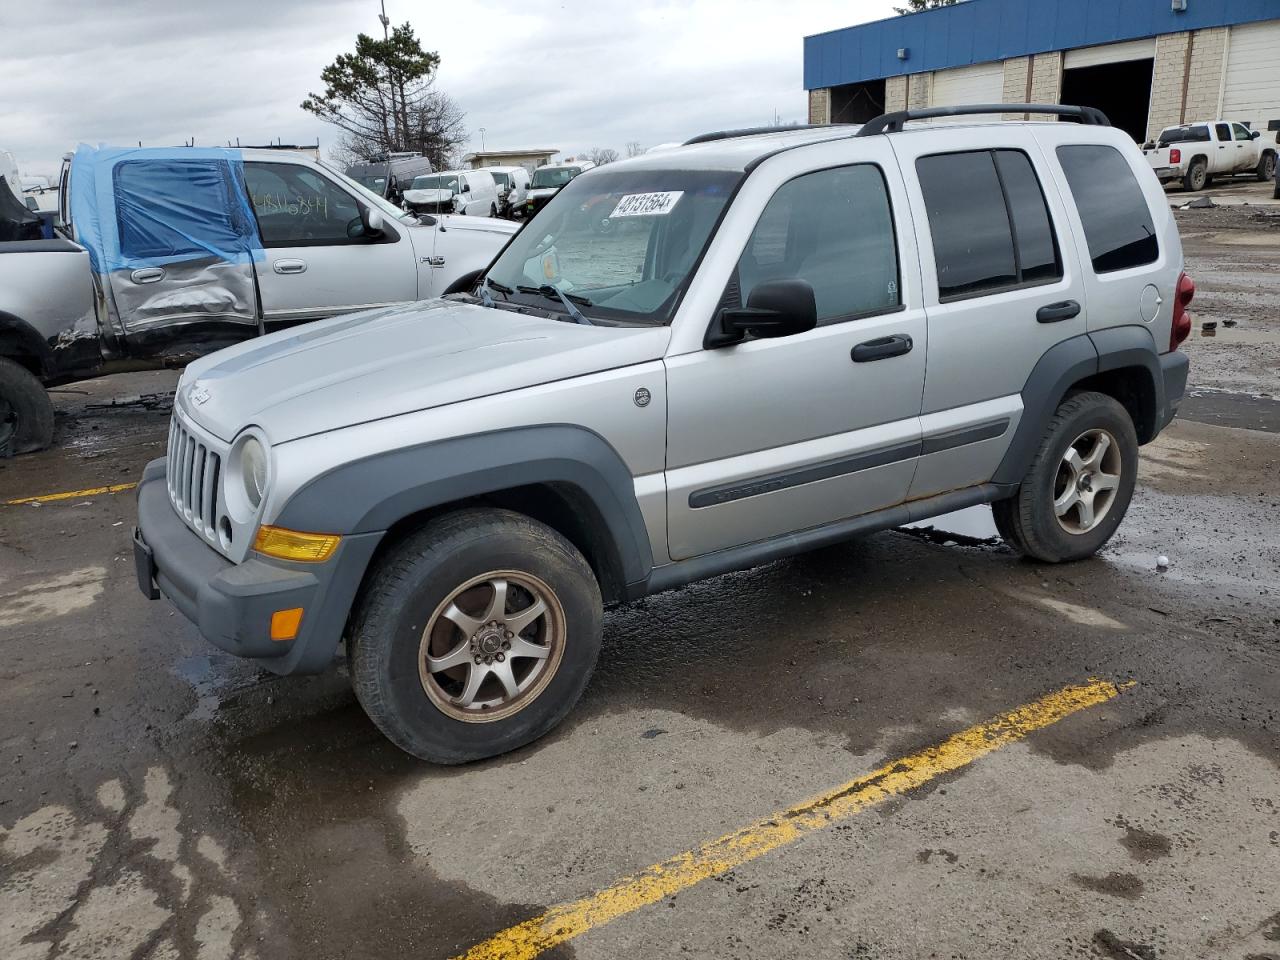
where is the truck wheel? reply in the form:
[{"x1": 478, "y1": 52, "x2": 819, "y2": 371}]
[
  {"x1": 489, "y1": 203, "x2": 497, "y2": 217},
  {"x1": 1183, "y1": 158, "x2": 1208, "y2": 191},
  {"x1": 0, "y1": 357, "x2": 54, "y2": 456},
  {"x1": 1256, "y1": 152, "x2": 1276, "y2": 183},
  {"x1": 349, "y1": 508, "x2": 602, "y2": 764},
  {"x1": 991, "y1": 391, "x2": 1138, "y2": 564}
]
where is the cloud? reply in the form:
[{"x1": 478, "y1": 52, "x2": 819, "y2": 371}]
[{"x1": 0, "y1": 0, "x2": 895, "y2": 177}]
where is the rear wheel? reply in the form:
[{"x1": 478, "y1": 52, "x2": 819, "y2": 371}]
[
  {"x1": 1184, "y1": 158, "x2": 1208, "y2": 192},
  {"x1": 992, "y1": 391, "x2": 1138, "y2": 563},
  {"x1": 0, "y1": 357, "x2": 54, "y2": 456},
  {"x1": 489, "y1": 203, "x2": 497, "y2": 217},
  {"x1": 349, "y1": 508, "x2": 602, "y2": 764},
  {"x1": 1257, "y1": 151, "x2": 1276, "y2": 183}
]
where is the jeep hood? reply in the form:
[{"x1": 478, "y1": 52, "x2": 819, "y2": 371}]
[{"x1": 178, "y1": 299, "x2": 670, "y2": 443}]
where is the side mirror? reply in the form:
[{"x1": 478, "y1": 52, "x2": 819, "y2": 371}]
[
  {"x1": 707, "y1": 279, "x2": 817, "y2": 347},
  {"x1": 347, "y1": 206, "x2": 385, "y2": 240},
  {"x1": 1251, "y1": 130, "x2": 1261, "y2": 140},
  {"x1": 461, "y1": 183, "x2": 471, "y2": 193}
]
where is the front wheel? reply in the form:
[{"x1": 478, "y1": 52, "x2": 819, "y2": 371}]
[
  {"x1": 992, "y1": 391, "x2": 1138, "y2": 563},
  {"x1": 0, "y1": 357, "x2": 54, "y2": 455},
  {"x1": 349, "y1": 508, "x2": 603, "y2": 764}
]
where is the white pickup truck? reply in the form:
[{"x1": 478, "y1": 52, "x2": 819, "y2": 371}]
[{"x1": 1143, "y1": 120, "x2": 1276, "y2": 191}]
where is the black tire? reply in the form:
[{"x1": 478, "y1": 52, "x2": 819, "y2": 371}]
[
  {"x1": 991, "y1": 391, "x2": 1138, "y2": 563},
  {"x1": 489, "y1": 204, "x2": 497, "y2": 217},
  {"x1": 1257, "y1": 151, "x2": 1276, "y2": 183},
  {"x1": 348, "y1": 508, "x2": 602, "y2": 764},
  {"x1": 1183, "y1": 158, "x2": 1207, "y2": 192},
  {"x1": 0, "y1": 356, "x2": 54, "y2": 455}
]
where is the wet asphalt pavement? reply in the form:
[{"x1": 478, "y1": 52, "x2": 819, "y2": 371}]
[{"x1": 2, "y1": 197, "x2": 1279, "y2": 960}]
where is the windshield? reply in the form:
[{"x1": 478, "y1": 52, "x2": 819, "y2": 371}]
[
  {"x1": 1159, "y1": 125, "x2": 1210, "y2": 144},
  {"x1": 484, "y1": 168, "x2": 741, "y2": 326},
  {"x1": 410, "y1": 174, "x2": 460, "y2": 193},
  {"x1": 492, "y1": 171, "x2": 510, "y2": 189},
  {"x1": 531, "y1": 166, "x2": 581, "y2": 189},
  {"x1": 354, "y1": 175, "x2": 387, "y2": 194}
]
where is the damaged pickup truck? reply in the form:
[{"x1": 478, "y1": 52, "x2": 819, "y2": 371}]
[{"x1": 0, "y1": 146, "x2": 516, "y2": 454}]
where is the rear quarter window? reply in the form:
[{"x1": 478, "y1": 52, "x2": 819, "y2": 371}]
[{"x1": 1055, "y1": 145, "x2": 1159, "y2": 274}]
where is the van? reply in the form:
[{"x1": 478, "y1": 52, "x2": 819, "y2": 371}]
[
  {"x1": 485, "y1": 165, "x2": 531, "y2": 217},
  {"x1": 402, "y1": 169, "x2": 500, "y2": 217},
  {"x1": 346, "y1": 152, "x2": 433, "y2": 205}
]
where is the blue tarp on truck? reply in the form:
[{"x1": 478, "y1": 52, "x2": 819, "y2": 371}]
[{"x1": 70, "y1": 146, "x2": 265, "y2": 335}]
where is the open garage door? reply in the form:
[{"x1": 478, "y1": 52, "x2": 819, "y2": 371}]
[
  {"x1": 1061, "y1": 41, "x2": 1154, "y2": 143},
  {"x1": 929, "y1": 63, "x2": 1005, "y2": 122},
  {"x1": 1222, "y1": 21, "x2": 1280, "y2": 134}
]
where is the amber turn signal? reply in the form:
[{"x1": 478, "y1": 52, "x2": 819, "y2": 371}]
[
  {"x1": 270, "y1": 607, "x2": 304, "y2": 642},
  {"x1": 252, "y1": 525, "x2": 341, "y2": 563}
]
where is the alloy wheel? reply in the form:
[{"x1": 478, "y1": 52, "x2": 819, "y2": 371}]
[
  {"x1": 1053, "y1": 428, "x2": 1122, "y2": 535},
  {"x1": 418, "y1": 570, "x2": 566, "y2": 723}
]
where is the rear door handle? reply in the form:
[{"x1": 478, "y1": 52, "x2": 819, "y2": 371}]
[
  {"x1": 130, "y1": 267, "x2": 165, "y2": 284},
  {"x1": 1036, "y1": 300, "x2": 1081, "y2": 324},
  {"x1": 273, "y1": 259, "x2": 307, "y2": 275},
  {"x1": 851, "y1": 333, "x2": 913, "y2": 362}
]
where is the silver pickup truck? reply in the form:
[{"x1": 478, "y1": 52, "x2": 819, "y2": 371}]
[{"x1": 0, "y1": 146, "x2": 514, "y2": 454}]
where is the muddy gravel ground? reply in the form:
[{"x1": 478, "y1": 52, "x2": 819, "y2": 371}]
[{"x1": 1, "y1": 204, "x2": 1279, "y2": 960}]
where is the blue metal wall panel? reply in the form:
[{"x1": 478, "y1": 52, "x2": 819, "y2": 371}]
[{"x1": 804, "y1": 0, "x2": 1280, "y2": 89}]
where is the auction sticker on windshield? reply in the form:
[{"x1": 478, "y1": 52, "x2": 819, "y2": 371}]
[{"x1": 611, "y1": 191, "x2": 684, "y2": 217}]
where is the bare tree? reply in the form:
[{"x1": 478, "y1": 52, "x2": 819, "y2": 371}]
[
  {"x1": 589, "y1": 147, "x2": 619, "y2": 166},
  {"x1": 625, "y1": 141, "x2": 644, "y2": 158}
]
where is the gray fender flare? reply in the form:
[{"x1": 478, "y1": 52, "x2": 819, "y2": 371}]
[
  {"x1": 992, "y1": 326, "x2": 1165, "y2": 486},
  {"x1": 275, "y1": 424, "x2": 655, "y2": 590}
]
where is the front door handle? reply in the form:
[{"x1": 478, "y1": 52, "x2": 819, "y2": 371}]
[
  {"x1": 273, "y1": 259, "x2": 307, "y2": 275},
  {"x1": 851, "y1": 333, "x2": 913, "y2": 362},
  {"x1": 1036, "y1": 300, "x2": 1081, "y2": 324},
  {"x1": 130, "y1": 267, "x2": 165, "y2": 284}
]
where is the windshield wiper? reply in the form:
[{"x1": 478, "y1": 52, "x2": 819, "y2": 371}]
[
  {"x1": 516, "y1": 284, "x2": 594, "y2": 325},
  {"x1": 479, "y1": 275, "x2": 511, "y2": 308}
]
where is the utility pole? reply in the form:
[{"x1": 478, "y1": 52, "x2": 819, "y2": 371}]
[{"x1": 479, "y1": 127, "x2": 487, "y2": 153}]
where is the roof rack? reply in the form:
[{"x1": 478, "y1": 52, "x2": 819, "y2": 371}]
[
  {"x1": 683, "y1": 123, "x2": 849, "y2": 146},
  {"x1": 857, "y1": 104, "x2": 1111, "y2": 136}
]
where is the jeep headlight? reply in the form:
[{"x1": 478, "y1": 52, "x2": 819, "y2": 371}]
[{"x1": 240, "y1": 436, "x2": 268, "y2": 510}]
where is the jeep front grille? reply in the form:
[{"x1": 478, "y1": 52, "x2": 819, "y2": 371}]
[{"x1": 166, "y1": 416, "x2": 221, "y2": 541}]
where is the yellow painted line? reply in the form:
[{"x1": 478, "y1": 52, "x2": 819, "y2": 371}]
[
  {"x1": 4, "y1": 482, "x2": 138, "y2": 506},
  {"x1": 455, "y1": 678, "x2": 1131, "y2": 960}
]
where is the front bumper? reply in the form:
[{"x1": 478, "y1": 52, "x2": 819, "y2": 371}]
[{"x1": 133, "y1": 458, "x2": 382, "y2": 675}]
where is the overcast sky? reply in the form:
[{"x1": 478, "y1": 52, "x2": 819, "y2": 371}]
[{"x1": 1, "y1": 0, "x2": 899, "y2": 178}]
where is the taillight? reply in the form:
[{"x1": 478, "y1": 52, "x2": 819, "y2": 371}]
[
  {"x1": 1169, "y1": 271, "x2": 1194, "y2": 351},
  {"x1": 1169, "y1": 148, "x2": 1181, "y2": 165}
]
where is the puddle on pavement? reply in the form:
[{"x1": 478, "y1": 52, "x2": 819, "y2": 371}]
[
  {"x1": 900, "y1": 505, "x2": 1001, "y2": 545},
  {"x1": 172, "y1": 653, "x2": 275, "y2": 722}
]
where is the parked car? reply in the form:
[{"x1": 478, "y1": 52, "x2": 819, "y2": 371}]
[
  {"x1": 1142, "y1": 120, "x2": 1276, "y2": 191},
  {"x1": 0, "y1": 146, "x2": 515, "y2": 455},
  {"x1": 346, "y1": 152, "x2": 433, "y2": 206},
  {"x1": 135, "y1": 104, "x2": 1191, "y2": 764},
  {"x1": 523, "y1": 161, "x2": 594, "y2": 217},
  {"x1": 486, "y1": 165, "x2": 531, "y2": 218},
  {"x1": 402, "y1": 169, "x2": 500, "y2": 217}
]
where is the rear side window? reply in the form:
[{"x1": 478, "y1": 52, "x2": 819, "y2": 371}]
[
  {"x1": 916, "y1": 149, "x2": 1062, "y2": 301},
  {"x1": 1056, "y1": 145, "x2": 1159, "y2": 273}
]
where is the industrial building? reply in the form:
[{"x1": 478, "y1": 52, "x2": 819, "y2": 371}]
[{"x1": 804, "y1": 0, "x2": 1280, "y2": 142}]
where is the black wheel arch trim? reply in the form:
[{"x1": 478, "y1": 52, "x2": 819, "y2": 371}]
[
  {"x1": 0, "y1": 311, "x2": 56, "y2": 377},
  {"x1": 992, "y1": 327, "x2": 1178, "y2": 486},
  {"x1": 274, "y1": 424, "x2": 655, "y2": 592}
]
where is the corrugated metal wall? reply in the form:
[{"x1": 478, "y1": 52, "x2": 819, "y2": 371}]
[{"x1": 804, "y1": 0, "x2": 1279, "y2": 90}]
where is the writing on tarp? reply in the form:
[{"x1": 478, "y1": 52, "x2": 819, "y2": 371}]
[
  {"x1": 610, "y1": 191, "x2": 684, "y2": 218},
  {"x1": 251, "y1": 193, "x2": 330, "y2": 218}
]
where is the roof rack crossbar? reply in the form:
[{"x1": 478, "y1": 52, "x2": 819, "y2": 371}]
[
  {"x1": 856, "y1": 104, "x2": 1110, "y2": 136},
  {"x1": 683, "y1": 123, "x2": 850, "y2": 146}
]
